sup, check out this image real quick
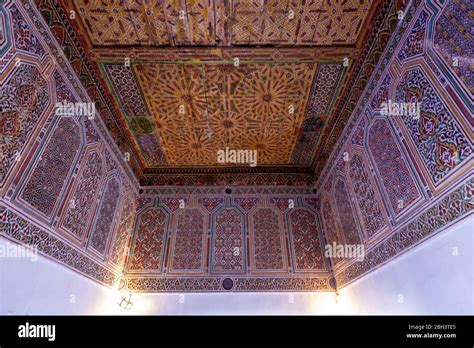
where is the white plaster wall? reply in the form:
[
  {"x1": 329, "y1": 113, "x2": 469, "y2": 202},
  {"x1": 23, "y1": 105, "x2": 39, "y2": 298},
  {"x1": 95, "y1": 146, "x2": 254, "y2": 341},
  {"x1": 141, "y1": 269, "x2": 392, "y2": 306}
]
[
  {"x1": 0, "y1": 237, "x2": 112, "y2": 315},
  {"x1": 0, "y1": 214, "x2": 472, "y2": 315},
  {"x1": 0, "y1": 236, "x2": 334, "y2": 315},
  {"x1": 337, "y1": 214, "x2": 474, "y2": 315}
]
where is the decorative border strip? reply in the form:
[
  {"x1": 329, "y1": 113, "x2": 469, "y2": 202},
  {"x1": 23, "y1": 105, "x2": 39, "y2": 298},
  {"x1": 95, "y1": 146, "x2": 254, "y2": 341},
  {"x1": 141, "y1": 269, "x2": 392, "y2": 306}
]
[
  {"x1": 141, "y1": 186, "x2": 314, "y2": 196},
  {"x1": 125, "y1": 276, "x2": 331, "y2": 292},
  {"x1": 0, "y1": 203, "x2": 118, "y2": 286},
  {"x1": 335, "y1": 175, "x2": 473, "y2": 288},
  {"x1": 91, "y1": 47, "x2": 358, "y2": 63},
  {"x1": 140, "y1": 172, "x2": 315, "y2": 187}
]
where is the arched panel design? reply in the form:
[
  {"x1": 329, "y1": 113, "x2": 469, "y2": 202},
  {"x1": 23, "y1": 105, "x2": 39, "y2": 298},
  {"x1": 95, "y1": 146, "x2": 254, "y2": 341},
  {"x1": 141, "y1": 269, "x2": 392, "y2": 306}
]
[
  {"x1": 351, "y1": 118, "x2": 366, "y2": 146},
  {"x1": 368, "y1": 118, "x2": 420, "y2": 215},
  {"x1": 211, "y1": 207, "x2": 245, "y2": 273},
  {"x1": 250, "y1": 208, "x2": 285, "y2": 272},
  {"x1": 109, "y1": 190, "x2": 137, "y2": 268},
  {"x1": 370, "y1": 74, "x2": 392, "y2": 112},
  {"x1": 20, "y1": 116, "x2": 81, "y2": 218},
  {"x1": 198, "y1": 197, "x2": 224, "y2": 213},
  {"x1": 104, "y1": 148, "x2": 119, "y2": 173},
  {"x1": 233, "y1": 197, "x2": 259, "y2": 213},
  {"x1": 334, "y1": 177, "x2": 362, "y2": 245},
  {"x1": 88, "y1": 176, "x2": 121, "y2": 258},
  {"x1": 1, "y1": 63, "x2": 49, "y2": 188},
  {"x1": 348, "y1": 153, "x2": 387, "y2": 239},
  {"x1": 60, "y1": 150, "x2": 104, "y2": 241},
  {"x1": 52, "y1": 69, "x2": 76, "y2": 104},
  {"x1": 128, "y1": 207, "x2": 168, "y2": 273},
  {"x1": 335, "y1": 151, "x2": 347, "y2": 174},
  {"x1": 169, "y1": 208, "x2": 206, "y2": 273},
  {"x1": 288, "y1": 208, "x2": 325, "y2": 272},
  {"x1": 323, "y1": 171, "x2": 335, "y2": 194},
  {"x1": 321, "y1": 197, "x2": 344, "y2": 267}
]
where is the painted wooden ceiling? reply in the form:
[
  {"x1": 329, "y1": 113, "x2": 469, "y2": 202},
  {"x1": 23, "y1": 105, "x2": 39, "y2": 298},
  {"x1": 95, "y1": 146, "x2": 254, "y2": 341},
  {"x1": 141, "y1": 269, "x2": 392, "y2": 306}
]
[
  {"x1": 73, "y1": 0, "x2": 371, "y2": 46},
  {"x1": 59, "y1": 0, "x2": 384, "y2": 185}
]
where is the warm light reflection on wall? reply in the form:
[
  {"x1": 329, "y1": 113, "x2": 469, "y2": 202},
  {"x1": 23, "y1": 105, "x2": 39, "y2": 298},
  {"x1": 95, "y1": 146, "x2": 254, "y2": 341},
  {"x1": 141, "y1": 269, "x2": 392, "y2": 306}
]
[
  {"x1": 97, "y1": 289, "x2": 153, "y2": 315},
  {"x1": 308, "y1": 292, "x2": 356, "y2": 315},
  {"x1": 95, "y1": 277, "x2": 153, "y2": 315},
  {"x1": 96, "y1": 290, "x2": 357, "y2": 315}
]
